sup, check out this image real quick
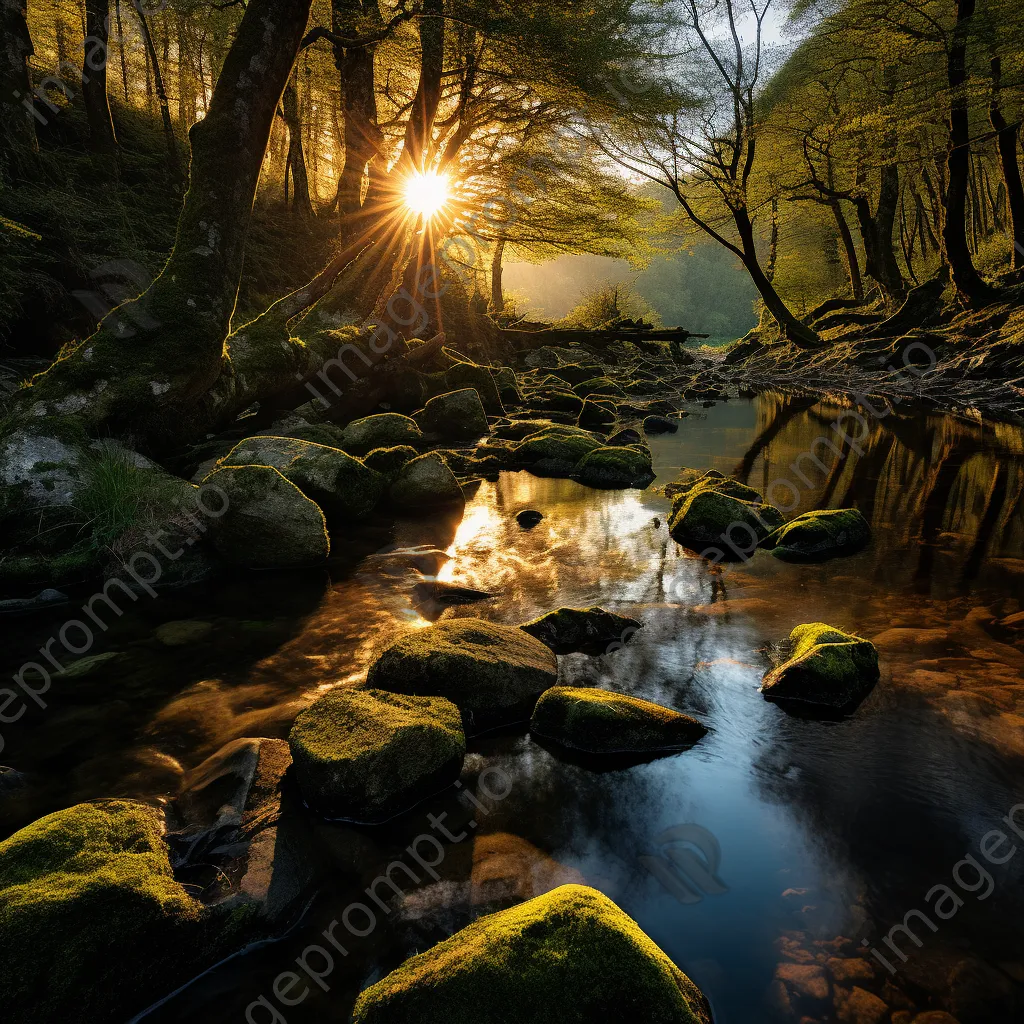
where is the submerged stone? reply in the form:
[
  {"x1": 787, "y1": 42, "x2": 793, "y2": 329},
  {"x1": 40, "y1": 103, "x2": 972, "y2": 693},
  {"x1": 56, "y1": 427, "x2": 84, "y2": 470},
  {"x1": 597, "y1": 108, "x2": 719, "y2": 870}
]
[
  {"x1": 341, "y1": 413, "x2": 424, "y2": 452},
  {"x1": 352, "y1": 884, "x2": 712, "y2": 1024},
  {"x1": 762, "y1": 508, "x2": 871, "y2": 562},
  {"x1": 576, "y1": 445, "x2": 655, "y2": 489},
  {"x1": 389, "y1": 452, "x2": 466, "y2": 509},
  {"x1": 517, "y1": 509, "x2": 543, "y2": 529},
  {"x1": 203, "y1": 465, "x2": 329, "y2": 568},
  {"x1": 531, "y1": 686, "x2": 707, "y2": 754},
  {"x1": 520, "y1": 606, "x2": 642, "y2": 654},
  {"x1": 415, "y1": 389, "x2": 490, "y2": 440},
  {"x1": 366, "y1": 618, "x2": 558, "y2": 733},
  {"x1": 289, "y1": 689, "x2": 465, "y2": 822},
  {"x1": 761, "y1": 622, "x2": 880, "y2": 712}
]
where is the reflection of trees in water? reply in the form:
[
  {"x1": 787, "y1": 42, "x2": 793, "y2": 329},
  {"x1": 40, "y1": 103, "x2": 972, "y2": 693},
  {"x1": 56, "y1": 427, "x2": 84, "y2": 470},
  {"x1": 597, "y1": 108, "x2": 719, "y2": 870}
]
[{"x1": 732, "y1": 394, "x2": 1024, "y2": 594}]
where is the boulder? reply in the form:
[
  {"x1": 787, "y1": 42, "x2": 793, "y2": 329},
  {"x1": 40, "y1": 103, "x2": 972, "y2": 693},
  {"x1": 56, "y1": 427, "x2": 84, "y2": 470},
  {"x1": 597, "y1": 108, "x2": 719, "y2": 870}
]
[
  {"x1": 289, "y1": 689, "x2": 465, "y2": 822},
  {"x1": 220, "y1": 435, "x2": 384, "y2": 521},
  {"x1": 643, "y1": 415, "x2": 679, "y2": 435},
  {"x1": 491, "y1": 366, "x2": 523, "y2": 407},
  {"x1": 352, "y1": 884, "x2": 712, "y2": 1024},
  {"x1": 668, "y1": 474, "x2": 782, "y2": 558},
  {"x1": 550, "y1": 362, "x2": 604, "y2": 386},
  {"x1": 415, "y1": 389, "x2": 490, "y2": 440},
  {"x1": 520, "y1": 606, "x2": 642, "y2": 655},
  {"x1": 517, "y1": 509, "x2": 543, "y2": 529},
  {"x1": 576, "y1": 445, "x2": 655, "y2": 489},
  {"x1": 341, "y1": 413, "x2": 424, "y2": 453},
  {"x1": 531, "y1": 687, "x2": 707, "y2": 755},
  {"x1": 364, "y1": 445, "x2": 420, "y2": 480},
  {"x1": 389, "y1": 453, "x2": 466, "y2": 509},
  {"x1": 514, "y1": 426, "x2": 603, "y2": 477},
  {"x1": 445, "y1": 362, "x2": 506, "y2": 415},
  {"x1": 574, "y1": 376, "x2": 626, "y2": 399},
  {"x1": 202, "y1": 465, "x2": 329, "y2": 567},
  {"x1": 366, "y1": 618, "x2": 558, "y2": 733},
  {"x1": 762, "y1": 508, "x2": 871, "y2": 562},
  {"x1": 607, "y1": 428, "x2": 643, "y2": 447},
  {"x1": 762, "y1": 623, "x2": 880, "y2": 713},
  {"x1": 0, "y1": 800, "x2": 232, "y2": 1024},
  {"x1": 578, "y1": 398, "x2": 616, "y2": 429}
]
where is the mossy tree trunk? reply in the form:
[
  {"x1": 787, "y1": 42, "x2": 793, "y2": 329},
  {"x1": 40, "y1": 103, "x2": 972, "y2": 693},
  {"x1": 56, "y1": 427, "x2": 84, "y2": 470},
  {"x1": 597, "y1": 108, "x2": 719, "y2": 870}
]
[
  {"x1": 16, "y1": 0, "x2": 315, "y2": 448},
  {"x1": 990, "y1": 56, "x2": 1024, "y2": 270},
  {"x1": 0, "y1": 0, "x2": 36, "y2": 160}
]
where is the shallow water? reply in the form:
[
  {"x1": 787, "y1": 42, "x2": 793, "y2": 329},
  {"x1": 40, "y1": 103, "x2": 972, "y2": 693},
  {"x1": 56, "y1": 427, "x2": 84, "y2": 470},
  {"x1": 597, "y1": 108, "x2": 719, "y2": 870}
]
[{"x1": 3, "y1": 395, "x2": 1024, "y2": 1022}]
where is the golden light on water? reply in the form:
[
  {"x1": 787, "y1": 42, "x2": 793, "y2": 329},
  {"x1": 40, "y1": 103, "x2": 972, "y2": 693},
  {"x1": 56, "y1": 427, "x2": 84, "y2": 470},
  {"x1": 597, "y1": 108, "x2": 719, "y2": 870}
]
[{"x1": 403, "y1": 170, "x2": 451, "y2": 219}]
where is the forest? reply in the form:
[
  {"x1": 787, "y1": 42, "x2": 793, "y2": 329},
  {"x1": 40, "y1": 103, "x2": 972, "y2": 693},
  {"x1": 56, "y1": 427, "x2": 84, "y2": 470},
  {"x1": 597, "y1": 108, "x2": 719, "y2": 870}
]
[{"x1": 1, "y1": 2, "x2": 1024, "y2": 1023}]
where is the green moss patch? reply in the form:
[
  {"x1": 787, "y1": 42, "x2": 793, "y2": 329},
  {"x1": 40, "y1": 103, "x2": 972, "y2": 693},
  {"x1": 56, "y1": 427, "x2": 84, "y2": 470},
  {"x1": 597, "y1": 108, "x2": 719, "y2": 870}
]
[
  {"x1": 415, "y1": 389, "x2": 490, "y2": 440},
  {"x1": 341, "y1": 414, "x2": 424, "y2": 453},
  {"x1": 761, "y1": 508, "x2": 871, "y2": 562},
  {"x1": 576, "y1": 445, "x2": 654, "y2": 489},
  {"x1": 389, "y1": 452, "x2": 466, "y2": 508}
]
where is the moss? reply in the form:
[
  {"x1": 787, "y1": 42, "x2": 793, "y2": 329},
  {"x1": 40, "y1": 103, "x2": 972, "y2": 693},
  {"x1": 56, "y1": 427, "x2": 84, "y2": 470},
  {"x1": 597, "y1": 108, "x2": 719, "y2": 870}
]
[
  {"x1": 578, "y1": 398, "x2": 616, "y2": 429},
  {"x1": 550, "y1": 363, "x2": 605, "y2": 386},
  {"x1": 445, "y1": 362, "x2": 506, "y2": 415},
  {"x1": 762, "y1": 508, "x2": 871, "y2": 562},
  {"x1": 573, "y1": 377, "x2": 626, "y2": 399},
  {"x1": 281, "y1": 423, "x2": 349, "y2": 449},
  {"x1": 366, "y1": 618, "x2": 558, "y2": 734},
  {"x1": 668, "y1": 475, "x2": 783, "y2": 558},
  {"x1": 0, "y1": 800, "x2": 222, "y2": 1023},
  {"x1": 762, "y1": 622, "x2": 880, "y2": 712},
  {"x1": 389, "y1": 453, "x2": 466, "y2": 509},
  {"x1": 352, "y1": 884, "x2": 712, "y2": 1024},
  {"x1": 0, "y1": 541, "x2": 100, "y2": 588},
  {"x1": 415, "y1": 389, "x2": 490, "y2": 440},
  {"x1": 514, "y1": 427, "x2": 602, "y2": 476},
  {"x1": 521, "y1": 606, "x2": 643, "y2": 655},
  {"x1": 667, "y1": 470, "x2": 763, "y2": 504},
  {"x1": 289, "y1": 688, "x2": 465, "y2": 822},
  {"x1": 341, "y1": 414, "x2": 424, "y2": 453},
  {"x1": 490, "y1": 366, "x2": 523, "y2": 406},
  {"x1": 576, "y1": 445, "x2": 655, "y2": 489},
  {"x1": 531, "y1": 686, "x2": 707, "y2": 754},
  {"x1": 364, "y1": 445, "x2": 419, "y2": 480}
]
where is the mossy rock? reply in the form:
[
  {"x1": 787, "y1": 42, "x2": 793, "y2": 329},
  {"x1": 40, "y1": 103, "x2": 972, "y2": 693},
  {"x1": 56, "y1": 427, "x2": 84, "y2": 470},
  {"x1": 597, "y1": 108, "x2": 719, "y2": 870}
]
[
  {"x1": 289, "y1": 689, "x2": 465, "y2": 822},
  {"x1": 445, "y1": 362, "x2": 506, "y2": 415},
  {"x1": 531, "y1": 686, "x2": 707, "y2": 755},
  {"x1": 514, "y1": 427, "x2": 603, "y2": 477},
  {"x1": 220, "y1": 436, "x2": 384, "y2": 521},
  {"x1": 666, "y1": 470, "x2": 763, "y2": 504},
  {"x1": 607, "y1": 428, "x2": 644, "y2": 447},
  {"x1": 0, "y1": 800, "x2": 235, "y2": 1024},
  {"x1": 762, "y1": 508, "x2": 871, "y2": 562},
  {"x1": 643, "y1": 415, "x2": 679, "y2": 435},
  {"x1": 576, "y1": 445, "x2": 655, "y2": 489},
  {"x1": 490, "y1": 366, "x2": 523, "y2": 406},
  {"x1": 389, "y1": 453, "x2": 466, "y2": 509},
  {"x1": 527, "y1": 389, "x2": 585, "y2": 415},
  {"x1": 578, "y1": 398, "x2": 616, "y2": 429},
  {"x1": 364, "y1": 445, "x2": 420, "y2": 480},
  {"x1": 573, "y1": 376, "x2": 626, "y2": 399},
  {"x1": 352, "y1": 884, "x2": 712, "y2": 1024},
  {"x1": 668, "y1": 476, "x2": 782, "y2": 558},
  {"x1": 415, "y1": 388, "x2": 490, "y2": 440},
  {"x1": 203, "y1": 465, "x2": 329, "y2": 568},
  {"x1": 521, "y1": 606, "x2": 643, "y2": 655},
  {"x1": 281, "y1": 423, "x2": 349, "y2": 449},
  {"x1": 366, "y1": 618, "x2": 558, "y2": 733},
  {"x1": 550, "y1": 363, "x2": 605, "y2": 386},
  {"x1": 341, "y1": 414, "x2": 424, "y2": 453},
  {"x1": 761, "y1": 622, "x2": 880, "y2": 713}
]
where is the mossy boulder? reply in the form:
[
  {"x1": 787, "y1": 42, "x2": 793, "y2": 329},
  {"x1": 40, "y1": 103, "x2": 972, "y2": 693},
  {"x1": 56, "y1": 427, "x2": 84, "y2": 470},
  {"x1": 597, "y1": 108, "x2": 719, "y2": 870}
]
[
  {"x1": 762, "y1": 623, "x2": 880, "y2": 713},
  {"x1": 666, "y1": 469, "x2": 763, "y2": 503},
  {"x1": 576, "y1": 445, "x2": 655, "y2": 489},
  {"x1": 550, "y1": 362, "x2": 605, "y2": 386},
  {"x1": 352, "y1": 884, "x2": 712, "y2": 1024},
  {"x1": 491, "y1": 366, "x2": 523, "y2": 407},
  {"x1": 607, "y1": 427, "x2": 644, "y2": 447},
  {"x1": 514, "y1": 426, "x2": 603, "y2": 477},
  {"x1": 574, "y1": 376, "x2": 626, "y2": 399},
  {"x1": 521, "y1": 606, "x2": 643, "y2": 655},
  {"x1": 289, "y1": 689, "x2": 465, "y2": 822},
  {"x1": 578, "y1": 397, "x2": 617, "y2": 429},
  {"x1": 366, "y1": 618, "x2": 558, "y2": 733},
  {"x1": 220, "y1": 436, "x2": 384, "y2": 521},
  {"x1": 644, "y1": 415, "x2": 679, "y2": 435},
  {"x1": 668, "y1": 474, "x2": 782, "y2": 558},
  {"x1": 341, "y1": 413, "x2": 424, "y2": 453},
  {"x1": 203, "y1": 465, "x2": 329, "y2": 567},
  {"x1": 280, "y1": 423, "x2": 349, "y2": 449},
  {"x1": 415, "y1": 389, "x2": 490, "y2": 440},
  {"x1": 762, "y1": 508, "x2": 871, "y2": 562},
  {"x1": 531, "y1": 687, "x2": 707, "y2": 754},
  {"x1": 0, "y1": 800, "x2": 232, "y2": 1024},
  {"x1": 389, "y1": 453, "x2": 466, "y2": 509},
  {"x1": 527, "y1": 389, "x2": 585, "y2": 415},
  {"x1": 364, "y1": 445, "x2": 420, "y2": 480},
  {"x1": 445, "y1": 362, "x2": 506, "y2": 415}
]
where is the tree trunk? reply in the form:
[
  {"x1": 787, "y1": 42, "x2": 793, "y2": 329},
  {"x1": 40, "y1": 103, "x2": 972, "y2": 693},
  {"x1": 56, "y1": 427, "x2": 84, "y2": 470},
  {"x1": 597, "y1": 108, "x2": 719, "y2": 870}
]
[
  {"x1": 490, "y1": 238, "x2": 505, "y2": 312},
  {"x1": 396, "y1": 0, "x2": 444, "y2": 173},
  {"x1": 851, "y1": 192, "x2": 905, "y2": 306},
  {"x1": 114, "y1": 0, "x2": 129, "y2": 101},
  {"x1": 281, "y1": 74, "x2": 315, "y2": 219},
  {"x1": 82, "y1": 0, "x2": 117, "y2": 153},
  {"x1": 943, "y1": 0, "x2": 994, "y2": 304},
  {"x1": 990, "y1": 56, "x2": 1024, "y2": 269},
  {"x1": 0, "y1": 0, "x2": 37, "y2": 158},
  {"x1": 874, "y1": 161, "x2": 907, "y2": 304},
  {"x1": 830, "y1": 199, "x2": 864, "y2": 300},
  {"x1": 134, "y1": 0, "x2": 182, "y2": 186},
  {"x1": 18, "y1": 0, "x2": 315, "y2": 447}
]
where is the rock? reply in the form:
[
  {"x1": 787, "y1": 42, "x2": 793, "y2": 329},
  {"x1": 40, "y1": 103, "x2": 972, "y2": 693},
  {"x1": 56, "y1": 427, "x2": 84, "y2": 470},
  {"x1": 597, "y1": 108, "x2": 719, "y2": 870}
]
[
  {"x1": 514, "y1": 426, "x2": 603, "y2": 476},
  {"x1": 574, "y1": 376, "x2": 626, "y2": 399},
  {"x1": 576, "y1": 445, "x2": 655, "y2": 489},
  {"x1": 644, "y1": 415, "x2": 679, "y2": 434},
  {"x1": 279, "y1": 422, "x2": 349, "y2": 449},
  {"x1": 289, "y1": 688, "x2": 465, "y2": 822},
  {"x1": 607, "y1": 428, "x2": 644, "y2": 447},
  {"x1": 413, "y1": 581, "x2": 495, "y2": 607},
  {"x1": 835, "y1": 986, "x2": 889, "y2": 1024},
  {"x1": 517, "y1": 509, "x2": 543, "y2": 529},
  {"x1": 578, "y1": 397, "x2": 616, "y2": 428},
  {"x1": 911, "y1": 1014, "x2": 962, "y2": 1024},
  {"x1": 531, "y1": 686, "x2": 707, "y2": 755},
  {"x1": 0, "y1": 765, "x2": 27, "y2": 793},
  {"x1": 202, "y1": 465, "x2": 330, "y2": 567},
  {"x1": 352, "y1": 884, "x2": 712, "y2": 1024},
  {"x1": 341, "y1": 413, "x2": 424, "y2": 452},
  {"x1": 827, "y1": 957, "x2": 875, "y2": 986},
  {"x1": 520, "y1": 606, "x2": 642, "y2": 654},
  {"x1": 389, "y1": 452, "x2": 466, "y2": 509},
  {"x1": 445, "y1": 361, "x2": 506, "y2": 415},
  {"x1": 415, "y1": 389, "x2": 490, "y2": 440},
  {"x1": 470, "y1": 832, "x2": 585, "y2": 909},
  {"x1": 363, "y1": 445, "x2": 419, "y2": 480},
  {"x1": 0, "y1": 800, "x2": 234, "y2": 1024},
  {"x1": 762, "y1": 509, "x2": 871, "y2": 562},
  {"x1": 53, "y1": 651, "x2": 125, "y2": 679},
  {"x1": 762, "y1": 623, "x2": 880, "y2": 713},
  {"x1": 155, "y1": 620, "x2": 214, "y2": 646},
  {"x1": 550, "y1": 362, "x2": 605, "y2": 386},
  {"x1": 491, "y1": 366, "x2": 523, "y2": 407},
  {"x1": 669, "y1": 473, "x2": 783, "y2": 558},
  {"x1": 775, "y1": 962, "x2": 831, "y2": 1005},
  {"x1": 366, "y1": 618, "x2": 558, "y2": 733},
  {"x1": 0, "y1": 588, "x2": 69, "y2": 615},
  {"x1": 219, "y1": 435, "x2": 385, "y2": 521},
  {"x1": 946, "y1": 957, "x2": 1017, "y2": 1024}
]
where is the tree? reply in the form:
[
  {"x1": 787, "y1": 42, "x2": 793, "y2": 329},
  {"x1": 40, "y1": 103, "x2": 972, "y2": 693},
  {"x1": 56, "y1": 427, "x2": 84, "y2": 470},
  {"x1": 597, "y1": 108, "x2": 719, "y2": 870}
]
[{"x1": 82, "y1": 0, "x2": 117, "y2": 153}]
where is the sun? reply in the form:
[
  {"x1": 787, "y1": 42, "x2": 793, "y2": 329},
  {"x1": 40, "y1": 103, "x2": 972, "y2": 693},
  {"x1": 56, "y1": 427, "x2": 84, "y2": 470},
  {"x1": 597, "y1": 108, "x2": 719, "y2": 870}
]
[{"x1": 403, "y1": 170, "x2": 451, "y2": 219}]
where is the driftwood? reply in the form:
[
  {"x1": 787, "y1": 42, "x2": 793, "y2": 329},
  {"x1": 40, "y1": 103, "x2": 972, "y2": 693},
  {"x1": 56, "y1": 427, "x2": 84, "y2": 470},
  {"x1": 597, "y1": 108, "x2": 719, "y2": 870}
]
[{"x1": 498, "y1": 327, "x2": 709, "y2": 352}]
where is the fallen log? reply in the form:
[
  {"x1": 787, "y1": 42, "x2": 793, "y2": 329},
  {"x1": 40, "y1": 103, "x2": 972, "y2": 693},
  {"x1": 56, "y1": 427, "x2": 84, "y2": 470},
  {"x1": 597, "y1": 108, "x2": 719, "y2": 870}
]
[{"x1": 498, "y1": 327, "x2": 709, "y2": 352}]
